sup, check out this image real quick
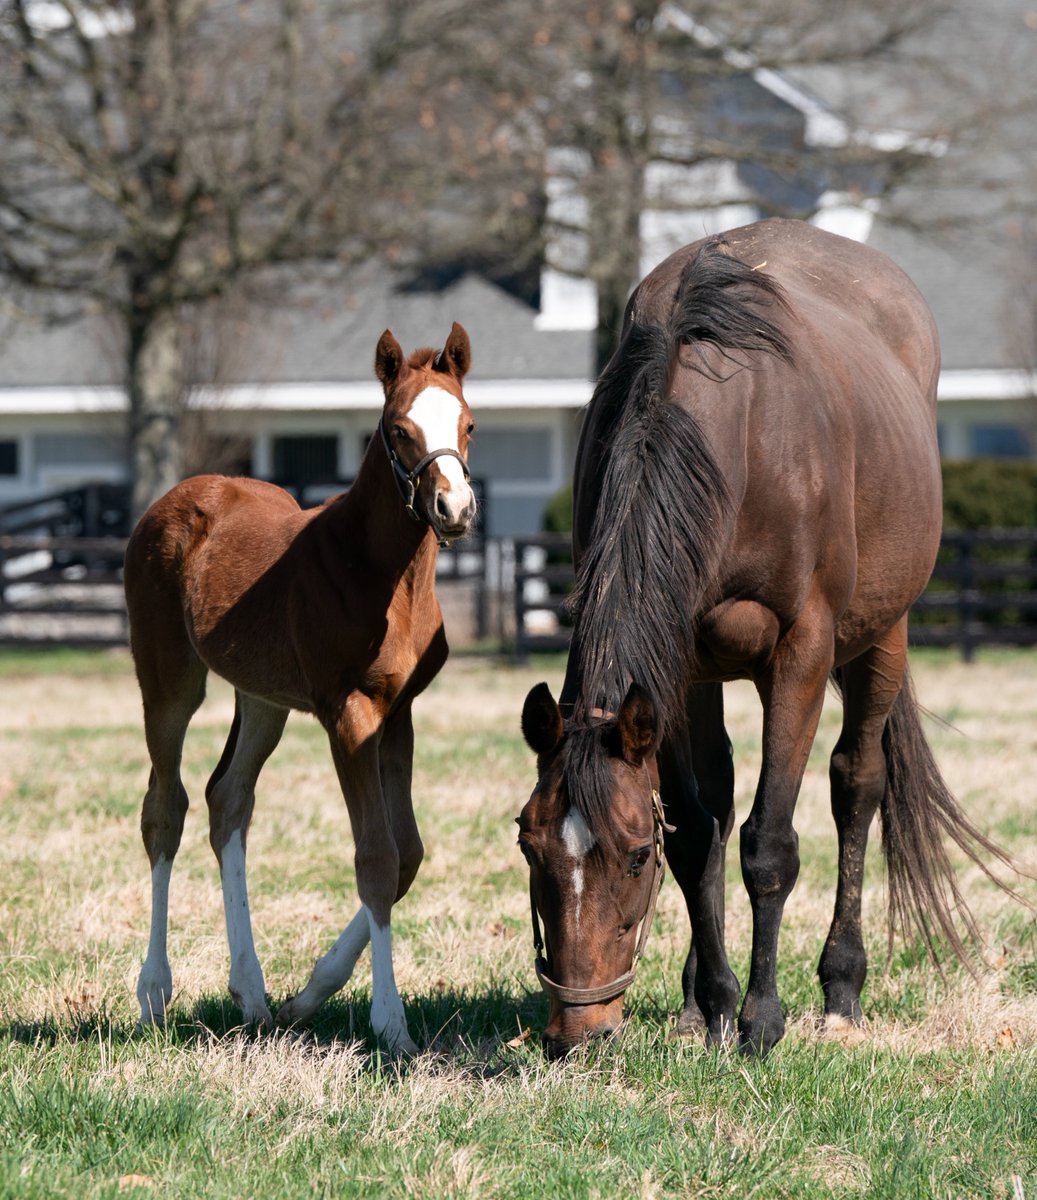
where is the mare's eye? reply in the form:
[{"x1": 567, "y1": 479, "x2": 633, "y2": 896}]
[
  {"x1": 393, "y1": 425, "x2": 409, "y2": 442},
  {"x1": 628, "y1": 846, "x2": 652, "y2": 877},
  {"x1": 467, "y1": 422, "x2": 476, "y2": 435},
  {"x1": 517, "y1": 839, "x2": 534, "y2": 864}
]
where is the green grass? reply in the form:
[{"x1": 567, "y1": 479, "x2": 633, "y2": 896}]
[{"x1": 1, "y1": 647, "x2": 1035, "y2": 1198}]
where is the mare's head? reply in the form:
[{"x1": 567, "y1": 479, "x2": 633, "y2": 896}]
[
  {"x1": 518, "y1": 681, "x2": 664, "y2": 1058},
  {"x1": 375, "y1": 322, "x2": 477, "y2": 543}
]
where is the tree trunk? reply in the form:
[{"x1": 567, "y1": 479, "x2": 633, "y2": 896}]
[
  {"x1": 589, "y1": 157, "x2": 646, "y2": 376},
  {"x1": 128, "y1": 309, "x2": 183, "y2": 522}
]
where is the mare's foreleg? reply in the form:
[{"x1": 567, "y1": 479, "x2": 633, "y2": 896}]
[
  {"x1": 819, "y1": 621, "x2": 906, "y2": 1026},
  {"x1": 206, "y1": 692, "x2": 289, "y2": 1026},
  {"x1": 660, "y1": 684, "x2": 740, "y2": 1045},
  {"x1": 739, "y1": 609, "x2": 833, "y2": 1055}
]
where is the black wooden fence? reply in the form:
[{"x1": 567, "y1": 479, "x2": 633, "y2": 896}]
[
  {"x1": 2, "y1": 502, "x2": 1035, "y2": 656},
  {"x1": 512, "y1": 529, "x2": 1037, "y2": 663},
  {"x1": 0, "y1": 479, "x2": 492, "y2": 647}
]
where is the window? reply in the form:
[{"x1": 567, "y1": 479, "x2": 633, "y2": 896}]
[
  {"x1": 0, "y1": 440, "x2": 18, "y2": 476},
  {"x1": 472, "y1": 429, "x2": 553, "y2": 482},
  {"x1": 34, "y1": 433, "x2": 117, "y2": 467},
  {"x1": 971, "y1": 425, "x2": 1032, "y2": 458},
  {"x1": 272, "y1": 435, "x2": 339, "y2": 492}
]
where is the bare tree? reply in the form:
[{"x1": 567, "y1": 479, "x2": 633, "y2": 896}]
[
  {"x1": 401, "y1": 0, "x2": 1019, "y2": 373},
  {"x1": 0, "y1": 0, "x2": 413, "y2": 516}
]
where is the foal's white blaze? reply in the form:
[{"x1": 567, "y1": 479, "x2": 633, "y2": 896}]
[
  {"x1": 137, "y1": 854, "x2": 173, "y2": 1025},
  {"x1": 366, "y1": 905, "x2": 418, "y2": 1053},
  {"x1": 561, "y1": 809, "x2": 597, "y2": 927},
  {"x1": 220, "y1": 829, "x2": 270, "y2": 1024},
  {"x1": 407, "y1": 386, "x2": 472, "y2": 511}
]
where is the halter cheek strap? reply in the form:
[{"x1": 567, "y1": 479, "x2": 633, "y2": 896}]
[
  {"x1": 531, "y1": 788, "x2": 674, "y2": 1008},
  {"x1": 380, "y1": 419, "x2": 471, "y2": 543}
]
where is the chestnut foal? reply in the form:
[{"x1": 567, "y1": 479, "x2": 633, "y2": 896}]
[{"x1": 126, "y1": 323, "x2": 476, "y2": 1053}]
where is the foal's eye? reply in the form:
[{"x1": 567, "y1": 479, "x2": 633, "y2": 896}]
[
  {"x1": 517, "y1": 839, "x2": 534, "y2": 864},
  {"x1": 466, "y1": 422, "x2": 476, "y2": 435},
  {"x1": 628, "y1": 846, "x2": 652, "y2": 877}
]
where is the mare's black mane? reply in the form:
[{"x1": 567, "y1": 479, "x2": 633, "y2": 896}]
[{"x1": 562, "y1": 238, "x2": 793, "y2": 840}]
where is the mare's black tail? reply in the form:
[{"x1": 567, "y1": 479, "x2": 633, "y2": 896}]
[{"x1": 879, "y1": 666, "x2": 1016, "y2": 967}]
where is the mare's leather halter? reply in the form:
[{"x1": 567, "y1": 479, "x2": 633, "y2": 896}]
[
  {"x1": 380, "y1": 417, "x2": 471, "y2": 545},
  {"x1": 531, "y1": 788, "x2": 673, "y2": 1007}
]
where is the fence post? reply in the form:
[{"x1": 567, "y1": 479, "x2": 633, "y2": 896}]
[
  {"x1": 513, "y1": 538, "x2": 528, "y2": 664},
  {"x1": 959, "y1": 533, "x2": 976, "y2": 663}
]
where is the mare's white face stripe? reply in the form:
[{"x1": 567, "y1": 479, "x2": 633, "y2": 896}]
[
  {"x1": 407, "y1": 386, "x2": 467, "y2": 489},
  {"x1": 561, "y1": 809, "x2": 596, "y2": 858},
  {"x1": 561, "y1": 809, "x2": 596, "y2": 926}
]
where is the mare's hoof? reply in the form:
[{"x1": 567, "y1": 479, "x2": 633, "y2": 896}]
[
  {"x1": 821, "y1": 1012, "x2": 868, "y2": 1046},
  {"x1": 670, "y1": 1008, "x2": 706, "y2": 1040}
]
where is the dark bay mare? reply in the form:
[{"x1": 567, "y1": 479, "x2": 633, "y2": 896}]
[
  {"x1": 126, "y1": 323, "x2": 476, "y2": 1054},
  {"x1": 519, "y1": 218, "x2": 1011, "y2": 1057}
]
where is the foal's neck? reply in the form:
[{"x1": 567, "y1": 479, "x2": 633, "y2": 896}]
[{"x1": 325, "y1": 430, "x2": 439, "y2": 581}]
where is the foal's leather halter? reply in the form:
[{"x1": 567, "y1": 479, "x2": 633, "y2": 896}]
[
  {"x1": 380, "y1": 418, "x2": 471, "y2": 543},
  {"x1": 531, "y1": 788, "x2": 673, "y2": 1007}
]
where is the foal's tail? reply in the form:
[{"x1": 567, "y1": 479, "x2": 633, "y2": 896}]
[{"x1": 879, "y1": 665, "x2": 1016, "y2": 967}]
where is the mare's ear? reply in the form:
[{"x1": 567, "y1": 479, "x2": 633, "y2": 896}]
[
  {"x1": 616, "y1": 684, "x2": 658, "y2": 766},
  {"x1": 375, "y1": 329, "x2": 405, "y2": 386},
  {"x1": 521, "y1": 682, "x2": 564, "y2": 756},
  {"x1": 434, "y1": 321, "x2": 472, "y2": 380}
]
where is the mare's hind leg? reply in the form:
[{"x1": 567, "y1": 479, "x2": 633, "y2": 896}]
[
  {"x1": 819, "y1": 619, "x2": 907, "y2": 1026},
  {"x1": 135, "y1": 652, "x2": 207, "y2": 1027},
  {"x1": 206, "y1": 691, "x2": 289, "y2": 1026},
  {"x1": 662, "y1": 683, "x2": 740, "y2": 1044}
]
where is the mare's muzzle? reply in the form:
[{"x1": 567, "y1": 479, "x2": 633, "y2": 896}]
[{"x1": 530, "y1": 790, "x2": 673, "y2": 1054}]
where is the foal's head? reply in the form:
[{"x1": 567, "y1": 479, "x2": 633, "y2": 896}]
[
  {"x1": 519, "y1": 682, "x2": 663, "y2": 1058},
  {"x1": 375, "y1": 322, "x2": 477, "y2": 542}
]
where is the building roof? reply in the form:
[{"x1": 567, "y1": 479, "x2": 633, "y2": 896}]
[{"x1": 1, "y1": 0, "x2": 1033, "y2": 395}]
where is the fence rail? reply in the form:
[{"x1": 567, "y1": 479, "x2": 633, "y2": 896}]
[
  {"x1": 1, "y1": 527, "x2": 1035, "y2": 657},
  {"x1": 0, "y1": 535, "x2": 129, "y2": 647},
  {"x1": 512, "y1": 529, "x2": 1037, "y2": 662}
]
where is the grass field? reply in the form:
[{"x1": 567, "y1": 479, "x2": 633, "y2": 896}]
[{"x1": 0, "y1": 645, "x2": 1035, "y2": 1199}]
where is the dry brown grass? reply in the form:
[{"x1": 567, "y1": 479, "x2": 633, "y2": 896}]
[{"x1": 1, "y1": 647, "x2": 1035, "y2": 1062}]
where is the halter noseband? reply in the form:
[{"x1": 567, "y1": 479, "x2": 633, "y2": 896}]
[
  {"x1": 380, "y1": 418, "x2": 471, "y2": 546},
  {"x1": 530, "y1": 787, "x2": 674, "y2": 1008}
]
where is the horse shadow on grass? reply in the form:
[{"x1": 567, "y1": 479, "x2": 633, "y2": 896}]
[{"x1": 0, "y1": 983, "x2": 581, "y2": 1079}]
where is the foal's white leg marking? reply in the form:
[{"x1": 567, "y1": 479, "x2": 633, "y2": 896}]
[
  {"x1": 220, "y1": 829, "x2": 271, "y2": 1025},
  {"x1": 276, "y1": 907, "x2": 371, "y2": 1027},
  {"x1": 561, "y1": 809, "x2": 597, "y2": 928},
  {"x1": 137, "y1": 855, "x2": 174, "y2": 1026},
  {"x1": 366, "y1": 906, "x2": 418, "y2": 1054}
]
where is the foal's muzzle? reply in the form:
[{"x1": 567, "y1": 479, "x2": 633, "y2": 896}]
[{"x1": 381, "y1": 420, "x2": 474, "y2": 545}]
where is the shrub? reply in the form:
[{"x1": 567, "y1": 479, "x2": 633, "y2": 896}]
[{"x1": 941, "y1": 459, "x2": 1037, "y2": 530}]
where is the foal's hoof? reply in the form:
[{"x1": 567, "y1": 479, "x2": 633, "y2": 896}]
[
  {"x1": 274, "y1": 995, "x2": 310, "y2": 1029},
  {"x1": 231, "y1": 993, "x2": 273, "y2": 1030},
  {"x1": 387, "y1": 1033, "x2": 420, "y2": 1059}
]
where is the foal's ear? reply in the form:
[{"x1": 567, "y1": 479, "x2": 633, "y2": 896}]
[
  {"x1": 616, "y1": 684, "x2": 658, "y2": 766},
  {"x1": 521, "y1": 682, "x2": 564, "y2": 756},
  {"x1": 375, "y1": 329, "x2": 405, "y2": 386},
  {"x1": 435, "y1": 321, "x2": 472, "y2": 380}
]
